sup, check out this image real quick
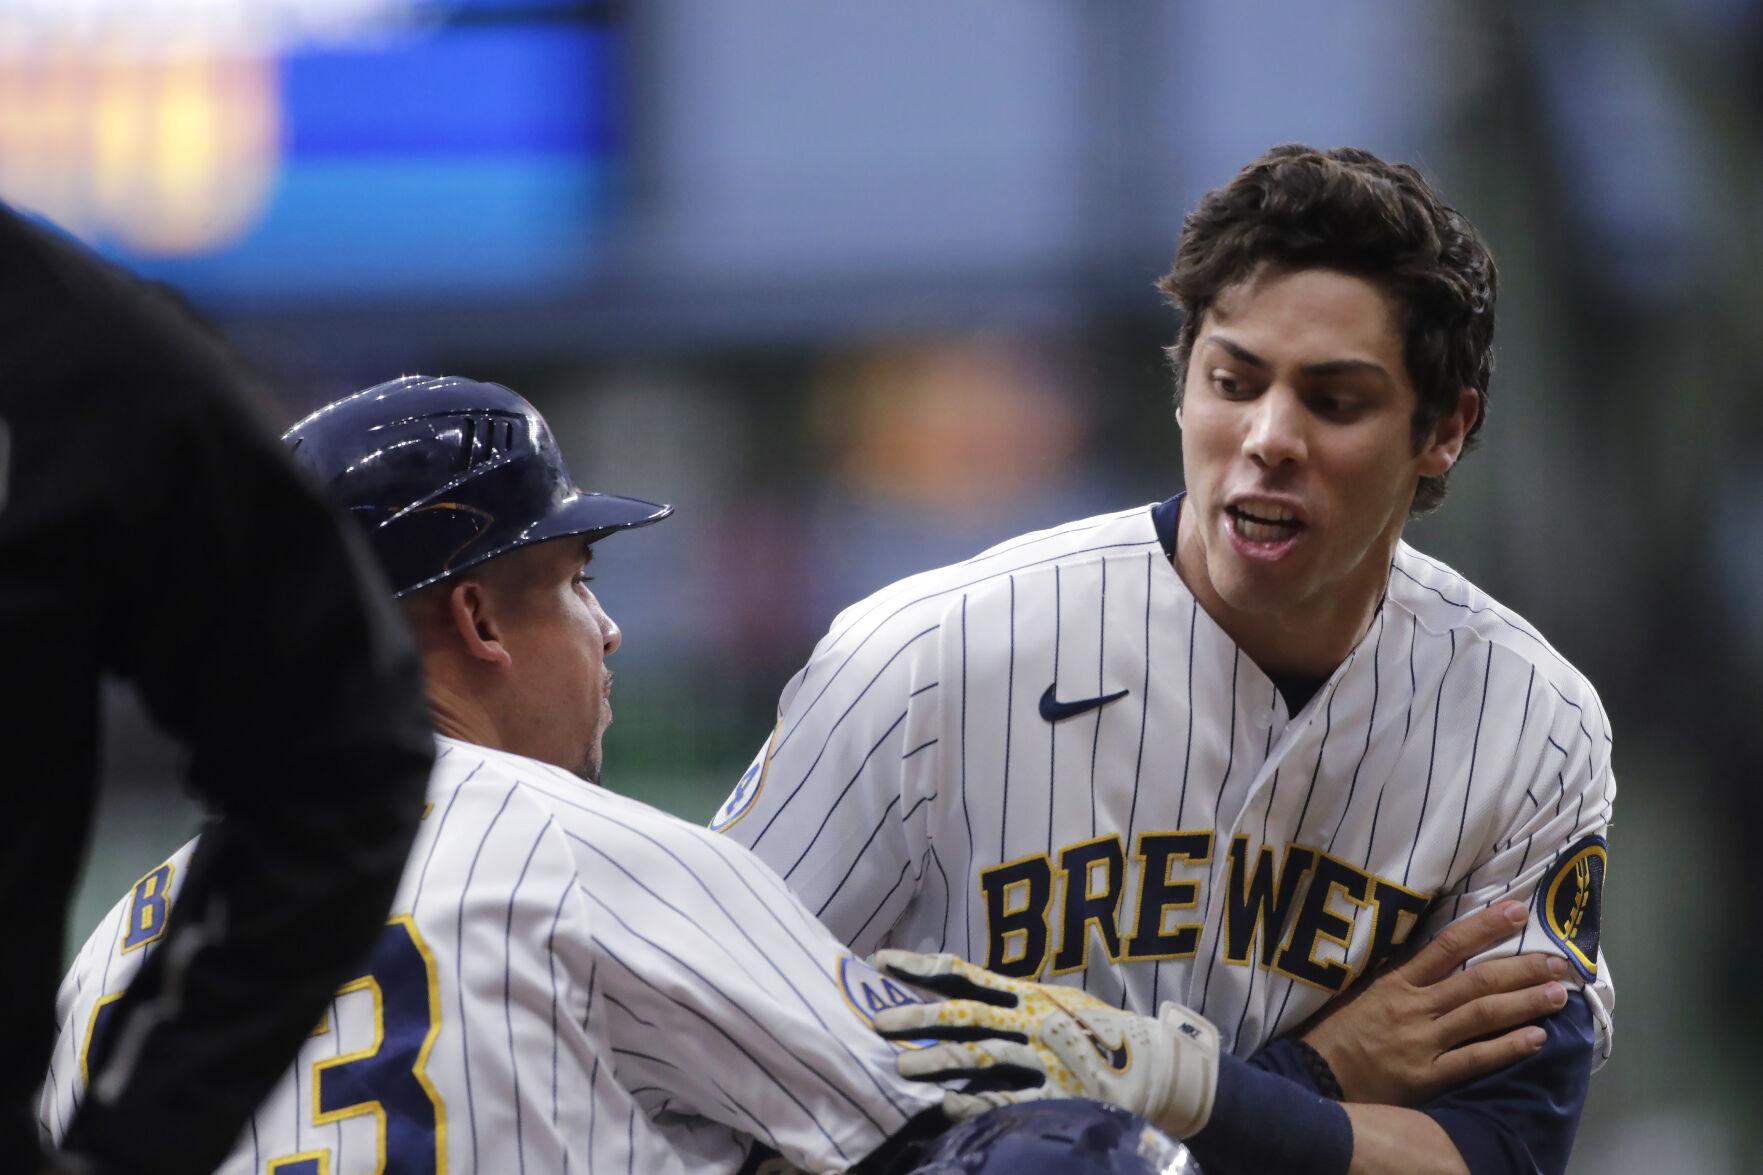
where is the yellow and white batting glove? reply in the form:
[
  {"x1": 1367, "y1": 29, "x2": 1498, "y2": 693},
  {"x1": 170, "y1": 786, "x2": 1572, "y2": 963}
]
[{"x1": 871, "y1": 950, "x2": 1220, "y2": 1138}]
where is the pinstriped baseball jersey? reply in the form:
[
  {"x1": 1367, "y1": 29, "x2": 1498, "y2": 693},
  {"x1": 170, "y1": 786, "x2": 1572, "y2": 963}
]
[
  {"x1": 716, "y1": 502, "x2": 1616, "y2": 1062},
  {"x1": 42, "y1": 736, "x2": 941, "y2": 1174}
]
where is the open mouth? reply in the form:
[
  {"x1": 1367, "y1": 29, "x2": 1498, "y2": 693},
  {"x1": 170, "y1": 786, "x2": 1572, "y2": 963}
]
[{"x1": 1226, "y1": 503, "x2": 1305, "y2": 548}]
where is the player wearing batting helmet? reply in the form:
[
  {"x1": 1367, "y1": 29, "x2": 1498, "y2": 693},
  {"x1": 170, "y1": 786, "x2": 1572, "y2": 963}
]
[
  {"x1": 41, "y1": 374, "x2": 1214, "y2": 1174},
  {"x1": 719, "y1": 144, "x2": 1614, "y2": 1175}
]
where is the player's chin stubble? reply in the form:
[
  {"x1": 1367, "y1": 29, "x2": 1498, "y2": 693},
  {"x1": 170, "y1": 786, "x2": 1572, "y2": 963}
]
[{"x1": 576, "y1": 743, "x2": 603, "y2": 785}]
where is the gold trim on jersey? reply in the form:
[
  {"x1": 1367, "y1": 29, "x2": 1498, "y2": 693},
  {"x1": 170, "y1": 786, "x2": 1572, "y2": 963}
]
[
  {"x1": 1119, "y1": 830, "x2": 1212, "y2": 965},
  {"x1": 307, "y1": 915, "x2": 447, "y2": 1175},
  {"x1": 77, "y1": 991, "x2": 126, "y2": 1087},
  {"x1": 1361, "y1": 874, "x2": 1431, "y2": 981},
  {"x1": 1219, "y1": 836, "x2": 1316, "y2": 970},
  {"x1": 833, "y1": 953, "x2": 932, "y2": 1049},
  {"x1": 711, "y1": 717, "x2": 780, "y2": 834},
  {"x1": 311, "y1": 974, "x2": 389, "y2": 1139},
  {"x1": 407, "y1": 915, "x2": 449, "y2": 1172},
  {"x1": 1538, "y1": 837, "x2": 1606, "y2": 979},
  {"x1": 974, "y1": 831, "x2": 1431, "y2": 993},
  {"x1": 1267, "y1": 849, "x2": 1375, "y2": 993},
  {"x1": 1047, "y1": 834, "x2": 1130, "y2": 977},
  {"x1": 120, "y1": 862, "x2": 176, "y2": 954},
  {"x1": 979, "y1": 850, "x2": 1055, "y2": 976}
]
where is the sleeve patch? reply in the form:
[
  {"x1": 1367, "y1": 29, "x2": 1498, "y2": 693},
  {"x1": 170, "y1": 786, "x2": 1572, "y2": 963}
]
[
  {"x1": 1535, "y1": 835, "x2": 1606, "y2": 980},
  {"x1": 834, "y1": 954, "x2": 935, "y2": 1050},
  {"x1": 710, "y1": 719, "x2": 777, "y2": 833},
  {"x1": 121, "y1": 861, "x2": 176, "y2": 954}
]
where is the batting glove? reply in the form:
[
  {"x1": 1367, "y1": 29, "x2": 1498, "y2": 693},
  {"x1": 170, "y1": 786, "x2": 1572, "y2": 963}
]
[{"x1": 870, "y1": 949, "x2": 1221, "y2": 1138}]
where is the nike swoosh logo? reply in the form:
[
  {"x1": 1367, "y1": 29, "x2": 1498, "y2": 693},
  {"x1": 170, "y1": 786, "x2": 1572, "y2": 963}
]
[
  {"x1": 1078, "y1": 1018, "x2": 1131, "y2": 1071},
  {"x1": 1038, "y1": 683, "x2": 1130, "y2": 723},
  {"x1": 1045, "y1": 990, "x2": 1131, "y2": 1071}
]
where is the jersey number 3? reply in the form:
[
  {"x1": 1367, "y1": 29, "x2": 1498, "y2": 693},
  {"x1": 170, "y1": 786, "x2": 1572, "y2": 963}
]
[
  {"x1": 85, "y1": 915, "x2": 448, "y2": 1175},
  {"x1": 288, "y1": 915, "x2": 448, "y2": 1174}
]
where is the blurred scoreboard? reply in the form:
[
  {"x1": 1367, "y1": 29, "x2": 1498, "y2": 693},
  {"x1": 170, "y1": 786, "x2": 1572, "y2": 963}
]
[{"x1": 0, "y1": 0, "x2": 622, "y2": 302}]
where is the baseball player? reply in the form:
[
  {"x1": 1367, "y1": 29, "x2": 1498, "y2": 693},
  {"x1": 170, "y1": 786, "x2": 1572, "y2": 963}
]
[
  {"x1": 717, "y1": 145, "x2": 1614, "y2": 1174},
  {"x1": 34, "y1": 376, "x2": 1526, "y2": 1175},
  {"x1": 38, "y1": 376, "x2": 968, "y2": 1174}
]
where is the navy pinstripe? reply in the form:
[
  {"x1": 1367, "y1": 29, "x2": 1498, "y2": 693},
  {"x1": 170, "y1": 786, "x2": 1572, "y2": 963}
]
[
  {"x1": 455, "y1": 780, "x2": 521, "y2": 1169},
  {"x1": 504, "y1": 816, "x2": 557, "y2": 1175},
  {"x1": 589, "y1": 930, "x2": 854, "y2": 1161},
  {"x1": 753, "y1": 626, "x2": 938, "y2": 849},
  {"x1": 541, "y1": 796, "x2": 924, "y2": 1120}
]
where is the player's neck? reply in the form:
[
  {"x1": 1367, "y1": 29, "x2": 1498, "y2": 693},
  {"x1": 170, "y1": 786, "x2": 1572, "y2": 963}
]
[
  {"x1": 423, "y1": 675, "x2": 506, "y2": 753},
  {"x1": 1219, "y1": 589, "x2": 1384, "y2": 681},
  {"x1": 1173, "y1": 508, "x2": 1394, "y2": 682}
]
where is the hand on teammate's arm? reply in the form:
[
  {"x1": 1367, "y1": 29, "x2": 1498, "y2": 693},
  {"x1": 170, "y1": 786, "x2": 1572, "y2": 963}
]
[
  {"x1": 872, "y1": 951, "x2": 1358, "y2": 1172},
  {"x1": 869, "y1": 954, "x2": 1421, "y2": 1175},
  {"x1": 1246, "y1": 897, "x2": 1594, "y2": 1175},
  {"x1": 1290, "y1": 899, "x2": 1570, "y2": 1106},
  {"x1": 871, "y1": 950, "x2": 1220, "y2": 1136},
  {"x1": 874, "y1": 900, "x2": 1579, "y2": 1175}
]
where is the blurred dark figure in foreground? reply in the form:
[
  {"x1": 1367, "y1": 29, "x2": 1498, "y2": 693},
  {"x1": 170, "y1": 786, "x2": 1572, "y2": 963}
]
[{"x1": 0, "y1": 203, "x2": 433, "y2": 1175}]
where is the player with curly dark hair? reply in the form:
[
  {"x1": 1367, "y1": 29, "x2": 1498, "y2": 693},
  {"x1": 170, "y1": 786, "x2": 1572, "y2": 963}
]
[
  {"x1": 1161, "y1": 144, "x2": 1497, "y2": 514},
  {"x1": 723, "y1": 144, "x2": 1613, "y2": 1175}
]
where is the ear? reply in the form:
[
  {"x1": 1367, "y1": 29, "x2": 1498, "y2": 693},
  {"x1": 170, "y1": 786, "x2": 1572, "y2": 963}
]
[
  {"x1": 444, "y1": 579, "x2": 512, "y2": 668},
  {"x1": 1416, "y1": 387, "x2": 1481, "y2": 478}
]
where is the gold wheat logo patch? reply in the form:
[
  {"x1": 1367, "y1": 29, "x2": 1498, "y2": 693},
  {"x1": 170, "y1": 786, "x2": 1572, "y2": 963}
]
[{"x1": 1539, "y1": 837, "x2": 1607, "y2": 979}]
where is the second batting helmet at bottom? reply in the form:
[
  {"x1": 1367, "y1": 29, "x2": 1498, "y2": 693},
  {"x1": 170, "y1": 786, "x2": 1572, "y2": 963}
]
[{"x1": 907, "y1": 1100, "x2": 1202, "y2": 1175}]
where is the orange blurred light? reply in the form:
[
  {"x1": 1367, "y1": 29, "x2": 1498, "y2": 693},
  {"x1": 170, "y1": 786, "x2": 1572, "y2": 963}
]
[
  {"x1": 813, "y1": 336, "x2": 1087, "y2": 516},
  {"x1": 0, "y1": 43, "x2": 279, "y2": 255}
]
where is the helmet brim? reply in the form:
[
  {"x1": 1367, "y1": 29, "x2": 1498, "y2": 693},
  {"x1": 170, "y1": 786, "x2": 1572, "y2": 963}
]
[
  {"x1": 530, "y1": 491, "x2": 674, "y2": 548},
  {"x1": 392, "y1": 491, "x2": 673, "y2": 597}
]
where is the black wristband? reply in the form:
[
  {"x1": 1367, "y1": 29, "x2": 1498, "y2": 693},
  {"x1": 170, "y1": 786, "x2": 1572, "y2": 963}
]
[{"x1": 1292, "y1": 1039, "x2": 1346, "y2": 1100}]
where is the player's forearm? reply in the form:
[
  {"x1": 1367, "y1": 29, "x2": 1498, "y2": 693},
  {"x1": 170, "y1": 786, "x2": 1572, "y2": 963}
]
[
  {"x1": 1185, "y1": 1061, "x2": 1472, "y2": 1175},
  {"x1": 1343, "y1": 1105, "x2": 1469, "y2": 1175}
]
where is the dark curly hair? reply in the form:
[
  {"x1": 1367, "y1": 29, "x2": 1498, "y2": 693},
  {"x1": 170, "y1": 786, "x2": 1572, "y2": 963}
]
[{"x1": 1158, "y1": 144, "x2": 1496, "y2": 515}]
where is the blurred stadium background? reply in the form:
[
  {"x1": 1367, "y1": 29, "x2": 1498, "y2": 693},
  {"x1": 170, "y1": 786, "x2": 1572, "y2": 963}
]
[{"x1": 8, "y1": 0, "x2": 1757, "y2": 1168}]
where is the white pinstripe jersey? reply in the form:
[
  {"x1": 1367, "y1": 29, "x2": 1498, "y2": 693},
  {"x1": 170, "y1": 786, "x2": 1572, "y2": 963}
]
[
  {"x1": 41, "y1": 736, "x2": 941, "y2": 1174},
  {"x1": 716, "y1": 503, "x2": 1616, "y2": 1061}
]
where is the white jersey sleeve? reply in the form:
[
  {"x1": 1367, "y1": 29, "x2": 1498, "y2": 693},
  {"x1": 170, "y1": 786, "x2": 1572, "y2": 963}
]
[
  {"x1": 713, "y1": 508, "x2": 1170, "y2": 955},
  {"x1": 1411, "y1": 646, "x2": 1617, "y2": 1065},
  {"x1": 41, "y1": 738, "x2": 941, "y2": 1175},
  {"x1": 513, "y1": 754, "x2": 945, "y2": 1172},
  {"x1": 711, "y1": 558, "x2": 958, "y2": 951},
  {"x1": 38, "y1": 844, "x2": 194, "y2": 1151}
]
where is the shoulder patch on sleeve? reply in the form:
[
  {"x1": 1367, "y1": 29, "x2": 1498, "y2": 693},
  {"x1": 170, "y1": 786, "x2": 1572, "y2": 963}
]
[
  {"x1": 710, "y1": 719, "x2": 778, "y2": 833},
  {"x1": 1535, "y1": 835, "x2": 1606, "y2": 980},
  {"x1": 835, "y1": 954, "x2": 934, "y2": 1050}
]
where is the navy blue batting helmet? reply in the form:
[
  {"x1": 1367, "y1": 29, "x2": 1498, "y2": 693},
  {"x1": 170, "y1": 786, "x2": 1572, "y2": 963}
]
[
  {"x1": 909, "y1": 1101, "x2": 1201, "y2": 1174},
  {"x1": 284, "y1": 374, "x2": 672, "y2": 597}
]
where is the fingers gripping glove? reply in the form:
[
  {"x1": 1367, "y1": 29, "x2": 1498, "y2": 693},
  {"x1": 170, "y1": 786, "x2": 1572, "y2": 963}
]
[{"x1": 871, "y1": 950, "x2": 1221, "y2": 1138}]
